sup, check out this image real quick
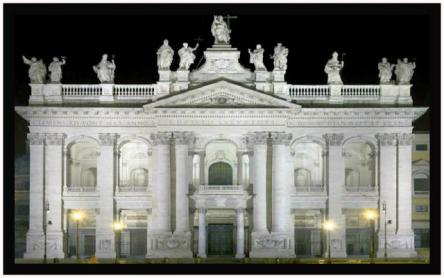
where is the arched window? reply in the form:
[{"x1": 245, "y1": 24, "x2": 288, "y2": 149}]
[
  {"x1": 131, "y1": 168, "x2": 148, "y2": 187},
  {"x1": 293, "y1": 141, "x2": 324, "y2": 192},
  {"x1": 67, "y1": 140, "x2": 98, "y2": 190},
  {"x1": 414, "y1": 173, "x2": 429, "y2": 194},
  {"x1": 119, "y1": 141, "x2": 149, "y2": 190},
  {"x1": 208, "y1": 162, "x2": 233, "y2": 185},
  {"x1": 294, "y1": 168, "x2": 312, "y2": 191},
  {"x1": 343, "y1": 142, "x2": 375, "y2": 192},
  {"x1": 81, "y1": 167, "x2": 96, "y2": 187}
]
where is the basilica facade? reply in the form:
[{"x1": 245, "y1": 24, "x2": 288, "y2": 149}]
[{"x1": 15, "y1": 18, "x2": 427, "y2": 260}]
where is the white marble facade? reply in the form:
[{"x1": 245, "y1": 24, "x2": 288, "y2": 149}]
[{"x1": 16, "y1": 18, "x2": 427, "y2": 260}]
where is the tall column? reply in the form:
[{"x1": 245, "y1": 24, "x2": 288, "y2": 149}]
[
  {"x1": 95, "y1": 133, "x2": 118, "y2": 258},
  {"x1": 248, "y1": 132, "x2": 268, "y2": 233},
  {"x1": 150, "y1": 132, "x2": 172, "y2": 233},
  {"x1": 270, "y1": 132, "x2": 292, "y2": 233},
  {"x1": 375, "y1": 133, "x2": 397, "y2": 258},
  {"x1": 198, "y1": 208, "x2": 207, "y2": 258},
  {"x1": 395, "y1": 133, "x2": 416, "y2": 257},
  {"x1": 24, "y1": 133, "x2": 46, "y2": 258},
  {"x1": 174, "y1": 132, "x2": 193, "y2": 234},
  {"x1": 235, "y1": 209, "x2": 245, "y2": 258},
  {"x1": 323, "y1": 133, "x2": 347, "y2": 258},
  {"x1": 198, "y1": 151, "x2": 205, "y2": 185},
  {"x1": 45, "y1": 133, "x2": 66, "y2": 258}
]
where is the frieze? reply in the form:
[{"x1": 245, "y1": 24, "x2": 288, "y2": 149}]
[
  {"x1": 150, "y1": 132, "x2": 172, "y2": 145},
  {"x1": 376, "y1": 133, "x2": 397, "y2": 146},
  {"x1": 323, "y1": 133, "x2": 344, "y2": 146},
  {"x1": 45, "y1": 133, "x2": 66, "y2": 145},
  {"x1": 397, "y1": 133, "x2": 414, "y2": 146},
  {"x1": 27, "y1": 133, "x2": 45, "y2": 145},
  {"x1": 98, "y1": 133, "x2": 118, "y2": 146},
  {"x1": 270, "y1": 132, "x2": 292, "y2": 145}
]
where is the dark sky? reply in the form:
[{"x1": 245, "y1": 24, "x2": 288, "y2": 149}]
[{"x1": 9, "y1": 4, "x2": 437, "y2": 157}]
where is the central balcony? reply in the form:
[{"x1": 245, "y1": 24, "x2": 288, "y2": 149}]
[{"x1": 197, "y1": 185, "x2": 244, "y2": 194}]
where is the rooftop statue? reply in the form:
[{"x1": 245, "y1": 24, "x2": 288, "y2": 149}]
[
  {"x1": 48, "y1": 56, "x2": 66, "y2": 83},
  {"x1": 248, "y1": 44, "x2": 266, "y2": 71},
  {"x1": 324, "y1": 51, "x2": 344, "y2": 85},
  {"x1": 271, "y1": 43, "x2": 289, "y2": 71},
  {"x1": 93, "y1": 54, "x2": 116, "y2": 83},
  {"x1": 178, "y1": 42, "x2": 199, "y2": 71},
  {"x1": 394, "y1": 57, "x2": 416, "y2": 85},
  {"x1": 22, "y1": 56, "x2": 47, "y2": 84},
  {"x1": 378, "y1": 57, "x2": 395, "y2": 84},
  {"x1": 211, "y1": 15, "x2": 231, "y2": 45},
  {"x1": 157, "y1": 39, "x2": 174, "y2": 70}
]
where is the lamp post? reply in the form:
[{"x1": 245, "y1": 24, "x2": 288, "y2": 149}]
[
  {"x1": 382, "y1": 201, "x2": 387, "y2": 261},
  {"x1": 323, "y1": 220, "x2": 335, "y2": 264},
  {"x1": 364, "y1": 209, "x2": 377, "y2": 264},
  {"x1": 43, "y1": 201, "x2": 50, "y2": 264},
  {"x1": 71, "y1": 211, "x2": 83, "y2": 262},
  {"x1": 113, "y1": 221, "x2": 124, "y2": 263}
]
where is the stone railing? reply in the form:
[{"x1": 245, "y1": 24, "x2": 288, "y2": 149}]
[
  {"x1": 295, "y1": 185, "x2": 325, "y2": 193},
  {"x1": 64, "y1": 185, "x2": 97, "y2": 192},
  {"x1": 282, "y1": 84, "x2": 412, "y2": 105},
  {"x1": 28, "y1": 83, "x2": 160, "y2": 105},
  {"x1": 198, "y1": 185, "x2": 244, "y2": 193},
  {"x1": 345, "y1": 186, "x2": 376, "y2": 192},
  {"x1": 117, "y1": 185, "x2": 149, "y2": 192},
  {"x1": 341, "y1": 85, "x2": 381, "y2": 97}
]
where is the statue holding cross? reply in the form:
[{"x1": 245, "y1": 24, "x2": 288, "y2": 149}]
[{"x1": 211, "y1": 15, "x2": 234, "y2": 45}]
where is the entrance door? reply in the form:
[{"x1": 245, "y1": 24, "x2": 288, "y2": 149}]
[
  {"x1": 208, "y1": 162, "x2": 233, "y2": 185},
  {"x1": 130, "y1": 229, "x2": 147, "y2": 257},
  {"x1": 84, "y1": 235, "x2": 96, "y2": 257},
  {"x1": 295, "y1": 229, "x2": 312, "y2": 256},
  {"x1": 346, "y1": 228, "x2": 371, "y2": 256},
  {"x1": 207, "y1": 224, "x2": 234, "y2": 256}
]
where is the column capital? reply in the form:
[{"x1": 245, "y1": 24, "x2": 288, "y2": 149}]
[
  {"x1": 376, "y1": 133, "x2": 397, "y2": 146},
  {"x1": 397, "y1": 133, "x2": 414, "y2": 146},
  {"x1": 198, "y1": 208, "x2": 207, "y2": 214},
  {"x1": 323, "y1": 133, "x2": 344, "y2": 146},
  {"x1": 270, "y1": 132, "x2": 292, "y2": 145},
  {"x1": 150, "y1": 132, "x2": 171, "y2": 145},
  {"x1": 247, "y1": 131, "x2": 269, "y2": 146},
  {"x1": 45, "y1": 133, "x2": 66, "y2": 146},
  {"x1": 172, "y1": 131, "x2": 195, "y2": 145},
  {"x1": 98, "y1": 133, "x2": 119, "y2": 146},
  {"x1": 27, "y1": 133, "x2": 45, "y2": 145}
]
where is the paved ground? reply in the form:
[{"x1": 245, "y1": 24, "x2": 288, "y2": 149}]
[{"x1": 15, "y1": 257, "x2": 429, "y2": 264}]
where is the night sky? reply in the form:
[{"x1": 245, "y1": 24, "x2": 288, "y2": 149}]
[{"x1": 8, "y1": 4, "x2": 437, "y2": 158}]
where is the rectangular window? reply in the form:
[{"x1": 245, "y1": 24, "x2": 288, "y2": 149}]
[
  {"x1": 414, "y1": 178, "x2": 429, "y2": 193},
  {"x1": 415, "y1": 144, "x2": 428, "y2": 151},
  {"x1": 414, "y1": 229, "x2": 430, "y2": 248},
  {"x1": 415, "y1": 205, "x2": 429, "y2": 212}
]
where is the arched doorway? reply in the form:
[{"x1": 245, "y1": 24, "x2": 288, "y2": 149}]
[{"x1": 208, "y1": 162, "x2": 233, "y2": 185}]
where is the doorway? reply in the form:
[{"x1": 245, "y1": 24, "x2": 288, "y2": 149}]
[{"x1": 207, "y1": 224, "x2": 234, "y2": 256}]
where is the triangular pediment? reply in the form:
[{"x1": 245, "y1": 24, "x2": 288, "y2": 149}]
[{"x1": 143, "y1": 79, "x2": 300, "y2": 109}]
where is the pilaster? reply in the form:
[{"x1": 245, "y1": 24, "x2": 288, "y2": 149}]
[
  {"x1": 323, "y1": 133, "x2": 347, "y2": 258},
  {"x1": 95, "y1": 133, "x2": 118, "y2": 258},
  {"x1": 235, "y1": 209, "x2": 245, "y2": 258}
]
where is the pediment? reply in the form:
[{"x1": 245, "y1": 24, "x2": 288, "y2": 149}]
[{"x1": 144, "y1": 79, "x2": 300, "y2": 110}]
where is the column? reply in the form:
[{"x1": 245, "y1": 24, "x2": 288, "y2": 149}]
[
  {"x1": 396, "y1": 133, "x2": 417, "y2": 257},
  {"x1": 198, "y1": 208, "x2": 207, "y2": 258},
  {"x1": 95, "y1": 133, "x2": 118, "y2": 258},
  {"x1": 150, "y1": 132, "x2": 172, "y2": 233},
  {"x1": 45, "y1": 133, "x2": 66, "y2": 258},
  {"x1": 174, "y1": 132, "x2": 193, "y2": 233},
  {"x1": 24, "y1": 133, "x2": 46, "y2": 258},
  {"x1": 198, "y1": 151, "x2": 205, "y2": 185},
  {"x1": 270, "y1": 132, "x2": 292, "y2": 233},
  {"x1": 235, "y1": 209, "x2": 245, "y2": 258},
  {"x1": 323, "y1": 133, "x2": 347, "y2": 258},
  {"x1": 248, "y1": 132, "x2": 268, "y2": 233},
  {"x1": 237, "y1": 151, "x2": 244, "y2": 186}
]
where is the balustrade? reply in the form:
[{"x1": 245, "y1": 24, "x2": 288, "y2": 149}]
[
  {"x1": 341, "y1": 85, "x2": 381, "y2": 97},
  {"x1": 64, "y1": 185, "x2": 97, "y2": 192},
  {"x1": 114, "y1": 84, "x2": 157, "y2": 97},
  {"x1": 286, "y1": 85, "x2": 330, "y2": 97},
  {"x1": 62, "y1": 85, "x2": 102, "y2": 97},
  {"x1": 198, "y1": 185, "x2": 244, "y2": 192}
]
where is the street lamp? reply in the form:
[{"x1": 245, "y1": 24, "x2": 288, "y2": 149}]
[
  {"x1": 363, "y1": 209, "x2": 378, "y2": 264},
  {"x1": 43, "y1": 201, "x2": 50, "y2": 264},
  {"x1": 382, "y1": 201, "x2": 387, "y2": 261},
  {"x1": 323, "y1": 220, "x2": 335, "y2": 264},
  {"x1": 71, "y1": 211, "x2": 83, "y2": 262},
  {"x1": 113, "y1": 221, "x2": 124, "y2": 263}
]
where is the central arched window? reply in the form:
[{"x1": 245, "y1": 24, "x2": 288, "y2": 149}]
[
  {"x1": 208, "y1": 162, "x2": 233, "y2": 185},
  {"x1": 343, "y1": 141, "x2": 375, "y2": 192}
]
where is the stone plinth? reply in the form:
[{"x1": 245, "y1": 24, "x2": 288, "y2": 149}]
[
  {"x1": 146, "y1": 232, "x2": 193, "y2": 258},
  {"x1": 99, "y1": 83, "x2": 114, "y2": 103},
  {"x1": 29, "y1": 84, "x2": 45, "y2": 105}
]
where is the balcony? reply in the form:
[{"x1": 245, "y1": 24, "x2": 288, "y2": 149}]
[
  {"x1": 197, "y1": 185, "x2": 244, "y2": 194},
  {"x1": 117, "y1": 185, "x2": 149, "y2": 193},
  {"x1": 63, "y1": 185, "x2": 99, "y2": 197}
]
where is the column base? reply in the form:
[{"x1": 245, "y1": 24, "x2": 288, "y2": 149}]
[
  {"x1": 235, "y1": 253, "x2": 245, "y2": 259},
  {"x1": 249, "y1": 231, "x2": 295, "y2": 258},
  {"x1": 146, "y1": 232, "x2": 193, "y2": 258},
  {"x1": 46, "y1": 231, "x2": 65, "y2": 259},
  {"x1": 23, "y1": 231, "x2": 44, "y2": 259},
  {"x1": 95, "y1": 233, "x2": 116, "y2": 259},
  {"x1": 376, "y1": 233, "x2": 417, "y2": 258}
]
